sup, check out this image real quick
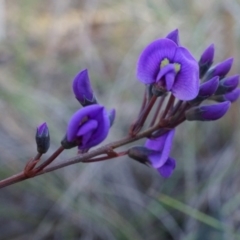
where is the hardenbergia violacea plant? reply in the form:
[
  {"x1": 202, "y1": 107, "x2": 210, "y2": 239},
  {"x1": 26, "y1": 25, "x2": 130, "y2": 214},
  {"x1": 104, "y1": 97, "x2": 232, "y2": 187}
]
[{"x1": 0, "y1": 29, "x2": 239, "y2": 189}]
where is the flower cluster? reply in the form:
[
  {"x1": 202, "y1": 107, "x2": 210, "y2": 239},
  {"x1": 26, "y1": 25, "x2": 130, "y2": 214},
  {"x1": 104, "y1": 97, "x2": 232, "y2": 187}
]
[
  {"x1": 34, "y1": 29, "x2": 239, "y2": 181},
  {"x1": 128, "y1": 29, "x2": 239, "y2": 178}
]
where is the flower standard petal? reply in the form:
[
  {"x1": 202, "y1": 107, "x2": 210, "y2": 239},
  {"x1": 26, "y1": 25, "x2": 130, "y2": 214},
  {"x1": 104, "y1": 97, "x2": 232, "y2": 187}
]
[
  {"x1": 137, "y1": 39, "x2": 177, "y2": 84},
  {"x1": 157, "y1": 157, "x2": 176, "y2": 178},
  {"x1": 171, "y1": 47, "x2": 200, "y2": 100}
]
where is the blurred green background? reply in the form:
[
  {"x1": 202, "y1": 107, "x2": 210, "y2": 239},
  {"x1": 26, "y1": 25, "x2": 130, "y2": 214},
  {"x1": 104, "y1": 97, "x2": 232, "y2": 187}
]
[{"x1": 0, "y1": 0, "x2": 240, "y2": 239}]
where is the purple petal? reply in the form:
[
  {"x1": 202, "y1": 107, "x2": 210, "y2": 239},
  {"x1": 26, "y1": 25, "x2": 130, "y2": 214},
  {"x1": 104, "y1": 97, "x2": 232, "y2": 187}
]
[
  {"x1": 145, "y1": 129, "x2": 175, "y2": 168},
  {"x1": 224, "y1": 88, "x2": 240, "y2": 102},
  {"x1": 186, "y1": 101, "x2": 231, "y2": 121},
  {"x1": 81, "y1": 131, "x2": 94, "y2": 147},
  {"x1": 199, "y1": 44, "x2": 214, "y2": 66},
  {"x1": 67, "y1": 104, "x2": 105, "y2": 142},
  {"x1": 212, "y1": 58, "x2": 234, "y2": 79},
  {"x1": 165, "y1": 29, "x2": 180, "y2": 45},
  {"x1": 72, "y1": 69, "x2": 96, "y2": 105},
  {"x1": 85, "y1": 107, "x2": 110, "y2": 148},
  {"x1": 171, "y1": 47, "x2": 200, "y2": 100},
  {"x1": 37, "y1": 122, "x2": 49, "y2": 137},
  {"x1": 198, "y1": 76, "x2": 219, "y2": 97},
  {"x1": 137, "y1": 39, "x2": 177, "y2": 84},
  {"x1": 157, "y1": 157, "x2": 176, "y2": 178},
  {"x1": 76, "y1": 119, "x2": 98, "y2": 137}
]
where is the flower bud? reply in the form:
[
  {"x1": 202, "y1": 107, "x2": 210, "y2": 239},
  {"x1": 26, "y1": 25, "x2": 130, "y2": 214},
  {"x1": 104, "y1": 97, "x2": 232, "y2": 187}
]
[
  {"x1": 190, "y1": 76, "x2": 219, "y2": 104},
  {"x1": 204, "y1": 58, "x2": 233, "y2": 81},
  {"x1": 212, "y1": 88, "x2": 240, "y2": 103},
  {"x1": 165, "y1": 29, "x2": 180, "y2": 45},
  {"x1": 215, "y1": 75, "x2": 239, "y2": 95},
  {"x1": 199, "y1": 44, "x2": 214, "y2": 78},
  {"x1": 72, "y1": 69, "x2": 98, "y2": 106},
  {"x1": 185, "y1": 101, "x2": 231, "y2": 121},
  {"x1": 35, "y1": 122, "x2": 50, "y2": 154}
]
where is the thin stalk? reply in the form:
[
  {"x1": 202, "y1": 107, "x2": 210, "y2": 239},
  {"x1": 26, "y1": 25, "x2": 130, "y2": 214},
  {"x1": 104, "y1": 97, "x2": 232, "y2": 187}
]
[
  {"x1": 82, "y1": 151, "x2": 127, "y2": 163},
  {"x1": 34, "y1": 146, "x2": 64, "y2": 173},
  {"x1": 160, "y1": 94, "x2": 175, "y2": 120},
  {"x1": 130, "y1": 95, "x2": 157, "y2": 135},
  {"x1": 150, "y1": 95, "x2": 166, "y2": 127}
]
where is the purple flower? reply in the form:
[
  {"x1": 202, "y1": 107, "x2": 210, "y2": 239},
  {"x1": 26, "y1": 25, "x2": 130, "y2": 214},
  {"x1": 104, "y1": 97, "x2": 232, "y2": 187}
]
[
  {"x1": 66, "y1": 104, "x2": 110, "y2": 150},
  {"x1": 137, "y1": 35, "x2": 199, "y2": 100},
  {"x1": 72, "y1": 69, "x2": 97, "y2": 106},
  {"x1": 185, "y1": 101, "x2": 231, "y2": 121},
  {"x1": 127, "y1": 130, "x2": 176, "y2": 178},
  {"x1": 145, "y1": 129, "x2": 176, "y2": 178},
  {"x1": 204, "y1": 58, "x2": 233, "y2": 81},
  {"x1": 36, "y1": 122, "x2": 50, "y2": 154},
  {"x1": 199, "y1": 44, "x2": 214, "y2": 78}
]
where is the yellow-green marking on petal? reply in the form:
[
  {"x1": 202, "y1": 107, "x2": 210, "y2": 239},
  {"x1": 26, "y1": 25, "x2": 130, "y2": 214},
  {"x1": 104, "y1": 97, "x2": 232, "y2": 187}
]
[
  {"x1": 174, "y1": 63, "x2": 181, "y2": 73},
  {"x1": 160, "y1": 58, "x2": 170, "y2": 69}
]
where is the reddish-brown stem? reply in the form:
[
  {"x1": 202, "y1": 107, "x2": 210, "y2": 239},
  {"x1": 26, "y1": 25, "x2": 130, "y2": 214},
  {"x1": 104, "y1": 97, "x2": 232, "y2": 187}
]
[
  {"x1": 138, "y1": 88, "x2": 147, "y2": 117},
  {"x1": 130, "y1": 95, "x2": 157, "y2": 135},
  {"x1": 171, "y1": 100, "x2": 183, "y2": 117},
  {"x1": 150, "y1": 96, "x2": 166, "y2": 127},
  {"x1": 34, "y1": 146, "x2": 64, "y2": 173},
  {"x1": 0, "y1": 106, "x2": 190, "y2": 190},
  {"x1": 82, "y1": 151, "x2": 127, "y2": 163},
  {"x1": 160, "y1": 94, "x2": 175, "y2": 120}
]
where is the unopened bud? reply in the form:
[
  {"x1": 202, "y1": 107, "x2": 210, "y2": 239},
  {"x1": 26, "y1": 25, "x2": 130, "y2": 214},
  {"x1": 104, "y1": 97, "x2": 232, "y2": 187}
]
[
  {"x1": 199, "y1": 44, "x2": 214, "y2": 78},
  {"x1": 36, "y1": 122, "x2": 50, "y2": 154},
  {"x1": 72, "y1": 69, "x2": 98, "y2": 107},
  {"x1": 190, "y1": 76, "x2": 219, "y2": 104},
  {"x1": 185, "y1": 101, "x2": 230, "y2": 121},
  {"x1": 166, "y1": 29, "x2": 180, "y2": 45},
  {"x1": 212, "y1": 88, "x2": 240, "y2": 103},
  {"x1": 204, "y1": 58, "x2": 233, "y2": 81},
  {"x1": 215, "y1": 75, "x2": 239, "y2": 95}
]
